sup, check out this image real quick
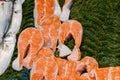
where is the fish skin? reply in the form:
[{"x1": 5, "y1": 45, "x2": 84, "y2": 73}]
[
  {"x1": 60, "y1": 0, "x2": 73, "y2": 22},
  {"x1": 0, "y1": 0, "x2": 24, "y2": 75},
  {"x1": 0, "y1": 0, "x2": 13, "y2": 43},
  {"x1": 54, "y1": 0, "x2": 61, "y2": 16}
]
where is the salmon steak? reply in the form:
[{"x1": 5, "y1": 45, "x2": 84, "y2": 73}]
[
  {"x1": 40, "y1": 16, "x2": 61, "y2": 51},
  {"x1": 79, "y1": 56, "x2": 99, "y2": 78},
  {"x1": 58, "y1": 20, "x2": 83, "y2": 61},
  {"x1": 91, "y1": 66, "x2": 120, "y2": 80},
  {"x1": 34, "y1": 0, "x2": 61, "y2": 28},
  {"x1": 12, "y1": 27, "x2": 44, "y2": 71},
  {"x1": 30, "y1": 56, "x2": 58, "y2": 80},
  {"x1": 55, "y1": 58, "x2": 84, "y2": 80}
]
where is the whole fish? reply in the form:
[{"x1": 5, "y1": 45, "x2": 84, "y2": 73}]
[
  {"x1": 0, "y1": 0, "x2": 25, "y2": 75},
  {"x1": 0, "y1": 0, "x2": 13, "y2": 43}
]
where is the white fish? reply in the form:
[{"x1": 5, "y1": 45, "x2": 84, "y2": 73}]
[
  {"x1": 0, "y1": 0, "x2": 25, "y2": 75},
  {"x1": 0, "y1": 0, "x2": 13, "y2": 43}
]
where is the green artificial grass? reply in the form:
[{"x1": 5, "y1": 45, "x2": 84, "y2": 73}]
[{"x1": 0, "y1": 0, "x2": 120, "y2": 79}]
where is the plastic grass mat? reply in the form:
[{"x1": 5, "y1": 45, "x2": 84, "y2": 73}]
[{"x1": 0, "y1": 0, "x2": 120, "y2": 79}]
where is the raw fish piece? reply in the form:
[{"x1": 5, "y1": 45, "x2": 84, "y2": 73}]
[
  {"x1": 91, "y1": 66, "x2": 120, "y2": 80},
  {"x1": 34, "y1": 0, "x2": 54, "y2": 28},
  {"x1": 30, "y1": 56, "x2": 58, "y2": 80},
  {"x1": 58, "y1": 20, "x2": 83, "y2": 61},
  {"x1": 0, "y1": 0, "x2": 13, "y2": 43},
  {"x1": 55, "y1": 58, "x2": 83, "y2": 80},
  {"x1": 0, "y1": 0, "x2": 24, "y2": 75},
  {"x1": 12, "y1": 27, "x2": 44, "y2": 71},
  {"x1": 78, "y1": 56, "x2": 99, "y2": 77},
  {"x1": 40, "y1": 16, "x2": 61, "y2": 51}
]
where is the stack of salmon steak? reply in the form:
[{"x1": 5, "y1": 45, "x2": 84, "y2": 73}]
[{"x1": 12, "y1": 0, "x2": 120, "y2": 80}]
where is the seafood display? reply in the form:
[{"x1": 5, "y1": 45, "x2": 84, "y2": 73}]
[
  {"x1": 0, "y1": 0, "x2": 24, "y2": 75},
  {"x1": 0, "y1": 0, "x2": 120, "y2": 79},
  {"x1": 58, "y1": 20, "x2": 82, "y2": 61}
]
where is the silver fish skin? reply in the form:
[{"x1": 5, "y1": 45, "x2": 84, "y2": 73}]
[
  {"x1": 0, "y1": 0, "x2": 13, "y2": 43},
  {"x1": 0, "y1": 0, "x2": 25, "y2": 75}
]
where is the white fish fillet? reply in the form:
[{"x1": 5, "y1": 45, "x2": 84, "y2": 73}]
[
  {"x1": 0, "y1": 0, "x2": 25, "y2": 75},
  {"x1": 0, "y1": 1, "x2": 13, "y2": 43}
]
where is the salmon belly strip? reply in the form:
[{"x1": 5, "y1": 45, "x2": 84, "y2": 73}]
[
  {"x1": 12, "y1": 27, "x2": 44, "y2": 71},
  {"x1": 34, "y1": 0, "x2": 54, "y2": 27},
  {"x1": 58, "y1": 20, "x2": 83, "y2": 61},
  {"x1": 30, "y1": 56, "x2": 58, "y2": 80},
  {"x1": 40, "y1": 16, "x2": 60, "y2": 51},
  {"x1": 92, "y1": 66, "x2": 120, "y2": 80}
]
